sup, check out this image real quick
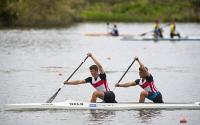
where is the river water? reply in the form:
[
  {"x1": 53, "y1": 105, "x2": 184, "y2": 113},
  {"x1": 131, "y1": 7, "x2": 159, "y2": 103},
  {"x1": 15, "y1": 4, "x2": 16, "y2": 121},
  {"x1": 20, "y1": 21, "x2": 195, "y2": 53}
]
[{"x1": 0, "y1": 23, "x2": 200, "y2": 125}]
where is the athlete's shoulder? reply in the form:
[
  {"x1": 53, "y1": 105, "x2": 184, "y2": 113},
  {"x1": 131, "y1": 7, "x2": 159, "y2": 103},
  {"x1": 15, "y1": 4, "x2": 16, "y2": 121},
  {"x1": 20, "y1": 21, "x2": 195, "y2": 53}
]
[
  {"x1": 85, "y1": 77, "x2": 92, "y2": 83},
  {"x1": 135, "y1": 79, "x2": 140, "y2": 85},
  {"x1": 99, "y1": 73, "x2": 106, "y2": 79},
  {"x1": 146, "y1": 74, "x2": 153, "y2": 82}
]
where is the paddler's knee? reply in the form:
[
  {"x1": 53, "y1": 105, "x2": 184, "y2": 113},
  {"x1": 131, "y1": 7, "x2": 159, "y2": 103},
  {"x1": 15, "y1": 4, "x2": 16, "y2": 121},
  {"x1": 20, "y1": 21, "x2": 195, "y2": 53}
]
[
  {"x1": 92, "y1": 91, "x2": 104, "y2": 98},
  {"x1": 140, "y1": 91, "x2": 148, "y2": 97}
]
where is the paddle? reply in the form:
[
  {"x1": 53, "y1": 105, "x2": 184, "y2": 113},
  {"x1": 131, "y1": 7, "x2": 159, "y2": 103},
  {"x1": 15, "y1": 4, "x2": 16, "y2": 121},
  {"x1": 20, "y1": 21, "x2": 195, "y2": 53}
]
[
  {"x1": 106, "y1": 22, "x2": 110, "y2": 33},
  {"x1": 140, "y1": 23, "x2": 170, "y2": 37},
  {"x1": 113, "y1": 59, "x2": 136, "y2": 91},
  {"x1": 46, "y1": 56, "x2": 89, "y2": 103}
]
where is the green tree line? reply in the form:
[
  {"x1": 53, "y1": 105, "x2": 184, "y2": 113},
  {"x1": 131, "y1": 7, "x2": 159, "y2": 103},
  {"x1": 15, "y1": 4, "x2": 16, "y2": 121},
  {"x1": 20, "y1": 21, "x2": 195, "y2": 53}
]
[{"x1": 0, "y1": 0, "x2": 199, "y2": 28}]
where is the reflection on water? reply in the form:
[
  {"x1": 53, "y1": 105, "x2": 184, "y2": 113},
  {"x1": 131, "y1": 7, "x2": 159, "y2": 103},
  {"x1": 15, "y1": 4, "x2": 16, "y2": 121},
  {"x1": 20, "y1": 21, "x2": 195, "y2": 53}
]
[
  {"x1": 137, "y1": 110, "x2": 161, "y2": 124},
  {"x1": 86, "y1": 109, "x2": 161, "y2": 125},
  {"x1": 88, "y1": 110, "x2": 115, "y2": 125}
]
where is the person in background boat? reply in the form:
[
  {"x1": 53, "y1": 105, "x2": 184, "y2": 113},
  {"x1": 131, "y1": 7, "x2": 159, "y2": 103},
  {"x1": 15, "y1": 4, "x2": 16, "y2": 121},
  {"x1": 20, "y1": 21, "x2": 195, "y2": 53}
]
[
  {"x1": 170, "y1": 20, "x2": 181, "y2": 38},
  {"x1": 64, "y1": 53, "x2": 117, "y2": 103},
  {"x1": 115, "y1": 56, "x2": 164, "y2": 103},
  {"x1": 110, "y1": 24, "x2": 119, "y2": 36},
  {"x1": 153, "y1": 20, "x2": 163, "y2": 38}
]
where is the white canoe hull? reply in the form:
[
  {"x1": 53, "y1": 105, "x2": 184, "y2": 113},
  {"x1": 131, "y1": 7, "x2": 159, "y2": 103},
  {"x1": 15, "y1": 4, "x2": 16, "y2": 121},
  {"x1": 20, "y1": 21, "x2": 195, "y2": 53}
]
[
  {"x1": 4, "y1": 100, "x2": 200, "y2": 111},
  {"x1": 121, "y1": 36, "x2": 200, "y2": 41}
]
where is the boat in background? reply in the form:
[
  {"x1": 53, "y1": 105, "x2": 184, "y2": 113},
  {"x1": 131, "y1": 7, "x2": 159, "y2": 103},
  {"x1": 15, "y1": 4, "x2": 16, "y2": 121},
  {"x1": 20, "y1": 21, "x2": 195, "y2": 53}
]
[
  {"x1": 85, "y1": 33, "x2": 133, "y2": 37},
  {"x1": 85, "y1": 33, "x2": 200, "y2": 42},
  {"x1": 85, "y1": 33, "x2": 113, "y2": 37},
  {"x1": 4, "y1": 100, "x2": 200, "y2": 111},
  {"x1": 121, "y1": 36, "x2": 200, "y2": 41}
]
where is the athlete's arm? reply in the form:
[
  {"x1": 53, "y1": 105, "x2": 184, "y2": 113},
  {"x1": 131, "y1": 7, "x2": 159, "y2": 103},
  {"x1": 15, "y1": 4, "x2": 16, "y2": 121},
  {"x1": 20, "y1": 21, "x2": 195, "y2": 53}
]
[
  {"x1": 115, "y1": 81, "x2": 137, "y2": 88},
  {"x1": 64, "y1": 80, "x2": 86, "y2": 85},
  {"x1": 135, "y1": 56, "x2": 150, "y2": 77},
  {"x1": 87, "y1": 53, "x2": 105, "y2": 74}
]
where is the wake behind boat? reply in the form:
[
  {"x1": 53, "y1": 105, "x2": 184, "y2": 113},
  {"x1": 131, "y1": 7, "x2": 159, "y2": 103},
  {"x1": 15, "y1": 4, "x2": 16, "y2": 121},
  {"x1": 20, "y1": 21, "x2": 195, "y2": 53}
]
[{"x1": 4, "y1": 100, "x2": 200, "y2": 111}]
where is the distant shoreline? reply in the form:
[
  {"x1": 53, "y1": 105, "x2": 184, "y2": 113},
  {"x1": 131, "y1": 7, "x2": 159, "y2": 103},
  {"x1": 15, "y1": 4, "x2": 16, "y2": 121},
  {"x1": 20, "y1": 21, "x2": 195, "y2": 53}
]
[
  {"x1": 0, "y1": 22, "x2": 199, "y2": 30},
  {"x1": 0, "y1": 0, "x2": 199, "y2": 28}
]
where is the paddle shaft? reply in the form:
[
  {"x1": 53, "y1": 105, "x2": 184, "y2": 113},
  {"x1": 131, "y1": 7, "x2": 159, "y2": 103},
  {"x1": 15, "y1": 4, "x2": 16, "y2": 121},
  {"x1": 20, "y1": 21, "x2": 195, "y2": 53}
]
[
  {"x1": 140, "y1": 23, "x2": 170, "y2": 36},
  {"x1": 107, "y1": 22, "x2": 110, "y2": 33},
  {"x1": 117, "y1": 59, "x2": 136, "y2": 83},
  {"x1": 113, "y1": 59, "x2": 136, "y2": 91},
  {"x1": 61, "y1": 55, "x2": 89, "y2": 86},
  {"x1": 65, "y1": 56, "x2": 89, "y2": 82},
  {"x1": 46, "y1": 56, "x2": 89, "y2": 103}
]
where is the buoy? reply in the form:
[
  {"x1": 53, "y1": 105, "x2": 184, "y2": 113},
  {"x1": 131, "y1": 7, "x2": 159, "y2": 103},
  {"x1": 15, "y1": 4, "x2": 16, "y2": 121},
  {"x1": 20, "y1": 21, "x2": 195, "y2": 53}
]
[
  {"x1": 58, "y1": 73, "x2": 62, "y2": 76},
  {"x1": 180, "y1": 117, "x2": 187, "y2": 123},
  {"x1": 107, "y1": 57, "x2": 111, "y2": 60}
]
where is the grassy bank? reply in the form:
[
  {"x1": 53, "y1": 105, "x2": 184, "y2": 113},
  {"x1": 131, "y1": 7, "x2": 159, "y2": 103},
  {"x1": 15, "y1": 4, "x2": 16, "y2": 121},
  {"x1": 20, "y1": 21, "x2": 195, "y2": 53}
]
[
  {"x1": 0, "y1": 0, "x2": 199, "y2": 28},
  {"x1": 0, "y1": 0, "x2": 85, "y2": 28},
  {"x1": 81, "y1": 0, "x2": 200, "y2": 22}
]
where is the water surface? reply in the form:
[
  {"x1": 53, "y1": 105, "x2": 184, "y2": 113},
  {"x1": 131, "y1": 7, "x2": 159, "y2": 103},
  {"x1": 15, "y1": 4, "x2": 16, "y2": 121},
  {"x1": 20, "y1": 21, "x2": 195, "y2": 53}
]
[{"x1": 0, "y1": 23, "x2": 200, "y2": 125}]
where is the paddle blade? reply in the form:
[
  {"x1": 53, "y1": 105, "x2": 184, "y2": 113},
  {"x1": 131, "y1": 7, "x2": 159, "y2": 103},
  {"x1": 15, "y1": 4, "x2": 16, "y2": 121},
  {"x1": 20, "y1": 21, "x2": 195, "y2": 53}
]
[
  {"x1": 46, "y1": 88, "x2": 61, "y2": 103},
  {"x1": 140, "y1": 33, "x2": 146, "y2": 36}
]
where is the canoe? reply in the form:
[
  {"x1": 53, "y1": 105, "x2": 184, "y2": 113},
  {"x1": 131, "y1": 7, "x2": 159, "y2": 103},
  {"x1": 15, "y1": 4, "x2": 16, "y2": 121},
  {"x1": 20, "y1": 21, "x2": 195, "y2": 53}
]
[
  {"x1": 4, "y1": 100, "x2": 200, "y2": 111},
  {"x1": 85, "y1": 33, "x2": 133, "y2": 37},
  {"x1": 121, "y1": 36, "x2": 200, "y2": 41},
  {"x1": 85, "y1": 33, "x2": 111, "y2": 36}
]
